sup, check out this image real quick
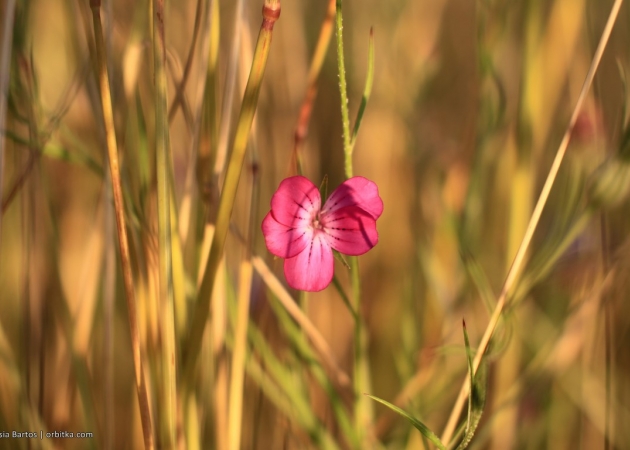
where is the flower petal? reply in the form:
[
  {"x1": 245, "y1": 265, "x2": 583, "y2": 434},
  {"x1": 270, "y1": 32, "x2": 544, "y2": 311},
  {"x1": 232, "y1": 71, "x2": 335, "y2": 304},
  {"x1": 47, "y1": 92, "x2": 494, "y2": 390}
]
[
  {"x1": 284, "y1": 232, "x2": 334, "y2": 291},
  {"x1": 321, "y1": 206, "x2": 379, "y2": 255},
  {"x1": 270, "y1": 176, "x2": 321, "y2": 227},
  {"x1": 322, "y1": 176, "x2": 383, "y2": 220},
  {"x1": 262, "y1": 212, "x2": 311, "y2": 258}
]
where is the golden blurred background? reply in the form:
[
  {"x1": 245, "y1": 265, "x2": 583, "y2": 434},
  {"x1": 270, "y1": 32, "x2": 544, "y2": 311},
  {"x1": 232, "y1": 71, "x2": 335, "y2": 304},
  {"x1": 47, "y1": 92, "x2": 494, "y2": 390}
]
[{"x1": 1, "y1": 0, "x2": 630, "y2": 448}]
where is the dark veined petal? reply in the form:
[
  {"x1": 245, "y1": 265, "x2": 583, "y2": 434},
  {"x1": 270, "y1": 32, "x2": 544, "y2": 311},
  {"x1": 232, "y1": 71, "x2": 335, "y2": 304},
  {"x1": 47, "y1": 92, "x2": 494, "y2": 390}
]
[
  {"x1": 269, "y1": 176, "x2": 321, "y2": 227},
  {"x1": 261, "y1": 211, "x2": 311, "y2": 258},
  {"x1": 321, "y1": 206, "x2": 379, "y2": 255},
  {"x1": 321, "y1": 176, "x2": 383, "y2": 220},
  {"x1": 283, "y1": 232, "x2": 334, "y2": 292}
]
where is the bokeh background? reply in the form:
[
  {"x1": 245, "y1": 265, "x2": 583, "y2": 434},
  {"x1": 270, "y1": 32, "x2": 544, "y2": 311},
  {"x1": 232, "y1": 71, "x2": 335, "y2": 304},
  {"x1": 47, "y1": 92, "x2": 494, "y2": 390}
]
[{"x1": 1, "y1": 0, "x2": 630, "y2": 448}]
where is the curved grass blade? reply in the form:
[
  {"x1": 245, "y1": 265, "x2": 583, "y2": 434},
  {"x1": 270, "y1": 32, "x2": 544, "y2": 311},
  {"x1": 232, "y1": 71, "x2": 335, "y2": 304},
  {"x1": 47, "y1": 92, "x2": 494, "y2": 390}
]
[{"x1": 365, "y1": 394, "x2": 446, "y2": 450}]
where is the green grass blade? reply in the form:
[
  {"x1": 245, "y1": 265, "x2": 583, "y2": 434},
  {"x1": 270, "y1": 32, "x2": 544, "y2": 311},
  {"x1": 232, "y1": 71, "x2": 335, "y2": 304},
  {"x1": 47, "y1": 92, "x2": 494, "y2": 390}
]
[
  {"x1": 350, "y1": 27, "x2": 375, "y2": 148},
  {"x1": 454, "y1": 320, "x2": 486, "y2": 450},
  {"x1": 455, "y1": 364, "x2": 486, "y2": 450},
  {"x1": 365, "y1": 394, "x2": 446, "y2": 450},
  {"x1": 268, "y1": 293, "x2": 356, "y2": 447},
  {"x1": 225, "y1": 287, "x2": 340, "y2": 450}
]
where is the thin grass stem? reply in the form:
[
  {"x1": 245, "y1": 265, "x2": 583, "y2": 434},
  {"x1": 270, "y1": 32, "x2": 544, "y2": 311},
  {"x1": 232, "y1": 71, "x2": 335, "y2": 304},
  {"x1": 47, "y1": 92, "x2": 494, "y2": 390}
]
[
  {"x1": 227, "y1": 259, "x2": 253, "y2": 450},
  {"x1": 152, "y1": 0, "x2": 176, "y2": 447},
  {"x1": 89, "y1": 2, "x2": 154, "y2": 448},
  {"x1": 227, "y1": 158, "x2": 255, "y2": 450}
]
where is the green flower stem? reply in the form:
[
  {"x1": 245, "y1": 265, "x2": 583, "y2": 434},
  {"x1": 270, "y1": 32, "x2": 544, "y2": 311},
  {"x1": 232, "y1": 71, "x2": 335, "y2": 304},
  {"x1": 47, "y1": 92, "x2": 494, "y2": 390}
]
[
  {"x1": 335, "y1": 0, "x2": 373, "y2": 442},
  {"x1": 89, "y1": 1, "x2": 154, "y2": 448},
  {"x1": 182, "y1": 0, "x2": 281, "y2": 390},
  {"x1": 336, "y1": 0, "x2": 353, "y2": 178}
]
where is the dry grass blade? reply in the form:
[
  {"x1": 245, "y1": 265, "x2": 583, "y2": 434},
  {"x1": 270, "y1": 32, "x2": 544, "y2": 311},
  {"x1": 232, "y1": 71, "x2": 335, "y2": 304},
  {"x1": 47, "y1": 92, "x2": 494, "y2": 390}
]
[
  {"x1": 440, "y1": 0, "x2": 625, "y2": 445},
  {"x1": 89, "y1": 1, "x2": 154, "y2": 448}
]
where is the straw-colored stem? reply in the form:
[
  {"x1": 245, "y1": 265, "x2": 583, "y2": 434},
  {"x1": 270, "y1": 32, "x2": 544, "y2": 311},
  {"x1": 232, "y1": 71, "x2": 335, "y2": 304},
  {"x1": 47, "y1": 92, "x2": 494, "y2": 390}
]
[
  {"x1": 227, "y1": 259, "x2": 253, "y2": 450},
  {"x1": 183, "y1": 0, "x2": 281, "y2": 390},
  {"x1": 440, "y1": 0, "x2": 624, "y2": 444},
  {"x1": 196, "y1": 0, "x2": 220, "y2": 204},
  {"x1": 89, "y1": 2, "x2": 154, "y2": 448},
  {"x1": 228, "y1": 109, "x2": 258, "y2": 450},
  {"x1": 152, "y1": 0, "x2": 176, "y2": 447}
]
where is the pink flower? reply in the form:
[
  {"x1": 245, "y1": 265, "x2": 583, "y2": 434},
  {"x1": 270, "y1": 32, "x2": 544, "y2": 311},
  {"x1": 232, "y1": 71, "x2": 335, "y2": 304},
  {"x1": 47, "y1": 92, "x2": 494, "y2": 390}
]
[{"x1": 262, "y1": 176, "x2": 383, "y2": 292}]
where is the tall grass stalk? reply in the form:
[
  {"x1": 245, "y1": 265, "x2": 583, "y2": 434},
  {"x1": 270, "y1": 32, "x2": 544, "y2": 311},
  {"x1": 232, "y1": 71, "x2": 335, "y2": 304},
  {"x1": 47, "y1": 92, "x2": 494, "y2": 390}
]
[
  {"x1": 440, "y1": 0, "x2": 624, "y2": 444},
  {"x1": 89, "y1": 1, "x2": 154, "y2": 448},
  {"x1": 152, "y1": 0, "x2": 177, "y2": 447},
  {"x1": 227, "y1": 155, "x2": 256, "y2": 450},
  {"x1": 183, "y1": 0, "x2": 281, "y2": 392},
  {"x1": 227, "y1": 255, "x2": 253, "y2": 450},
  {"x1": 196, "y1": 0, "x2": 220, "y2": 189}
]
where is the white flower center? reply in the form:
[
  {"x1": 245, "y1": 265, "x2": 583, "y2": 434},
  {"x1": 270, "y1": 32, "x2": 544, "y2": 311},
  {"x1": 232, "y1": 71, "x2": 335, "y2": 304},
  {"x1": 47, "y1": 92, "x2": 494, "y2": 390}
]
[{"x1": 311, "y1": 213, "x2": 323, "y2": 231}]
